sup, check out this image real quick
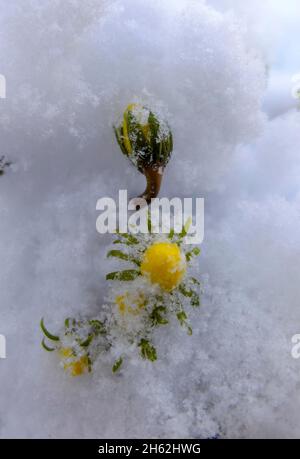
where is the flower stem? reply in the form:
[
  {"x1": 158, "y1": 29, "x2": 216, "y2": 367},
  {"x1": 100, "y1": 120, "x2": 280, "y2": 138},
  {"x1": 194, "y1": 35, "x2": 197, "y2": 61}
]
[{"x1": 139, "y1": 165, "x2": 164, "y2": 203}]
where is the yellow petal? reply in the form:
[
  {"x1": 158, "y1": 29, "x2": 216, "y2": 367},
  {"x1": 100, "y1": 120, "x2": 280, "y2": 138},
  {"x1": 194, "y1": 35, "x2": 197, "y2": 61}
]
[
  {"x1": 65, "y1": 356, "x2": 89, "y2": 377},
  {"x1": 115, "y1": 292, "x2": 145, "y2": 315},
  {"x1": 59, "y1": 347, "x2": 73, "y2": 358},
  {"x1": 122, "y1": 110, "x2": 132, "y2": 155},
  {"x1": 70, "y1": 357, "x2": 88, "y2": 377},
  {"x1": 141, "y1": 242, "x2": 186, "y2": 291}
]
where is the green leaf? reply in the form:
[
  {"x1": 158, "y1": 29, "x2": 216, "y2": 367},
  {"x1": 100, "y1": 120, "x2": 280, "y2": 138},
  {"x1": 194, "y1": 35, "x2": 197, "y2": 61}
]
[
  {"x1": 190, "y1": 294, "x2": 200, "y2": 307},
  {"x1": 112, "y1": 357, "x2": 123, "y2": 373},
  {"x1": 179, "y1": 224, "x2": 187, "y2": 239},
  {"x1": 126, "y1": 110, "x2": 147, "y2": 157},
  {"x1": 169, "y1": 131, "x2": 173, "y2": 153},
  {"x1": 139, "y1": 339, "x2": 157, "y2": 362},
  {"x1": 106, "y1": 269, "x2": 140, "y2": 281},
  {"x1": 185, "y1": 247, "x2": 201, "y2": 262},
  {"x1": 79, "y1": 320, "x2": 106, "y2": 347},
  {"x1": 187, "y1": 326, "x2": 193, "y2": 336},
  {"x1": 190, "y1": 277, "x2": 200, "y2": 286},
  {"x1": 176, "y1": 311, "x2": 193, "y2": 335},
  {"x1": 41, "y1": 338, "x2": 56, "y2": 352},
  {"x1": 150, "y1": 305, "x2": 168, "y2": 326},
  {"x1": 147, "y1": 210, "x2": 152, "y2": 233},
  {"x1": 79, "y1": 334, "x2": 93, "y2": 348},
  {"x1": 177, "y1": 310, "x2": 187, "y2": 324},
  {"x1": 88, "y1": 319, "x2": 106, "y2": 335},
  {"x1": 107, "y1": 249, "x2": 140, "y2": 266},
  {"x1": 178, "y1": 284, "x2": 190, "y2": 296},
  {"x1": 178, "y1": 217, "x2": 192, "y2": 240},
  {"x1": 113, "y1": 126, "x2": 128, "y2": 157},
  {"x1": 40, "y1": 318, "x2": 60, "y2": 342},
  {"x1": 178, "y1": 283, "x2": 200, "y2": 307},
  {"x1": 148, "y1": 111, "x2": 160, "y2": 162},
  {"x1": 64, "y1": 317, "x2": 77, "y2": 335},
  {"x1": 107, "y1": 249, "x2": 129, "y2": 261},
  {"x1": 115, "y1": 232, "x2": 139, "y2": 245},
  {"x1": 87, "y1": 355, "x2": 93, "y2": 373},
  {"x1": 168, "y1": 228, "x2": 175, "y2": 240}
]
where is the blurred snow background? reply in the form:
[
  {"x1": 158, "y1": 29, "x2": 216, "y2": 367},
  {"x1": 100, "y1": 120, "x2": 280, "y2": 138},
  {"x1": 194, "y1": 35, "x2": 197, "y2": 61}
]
[{"x1": 0, "y1": 0, "x2": 300, "y2": 438}]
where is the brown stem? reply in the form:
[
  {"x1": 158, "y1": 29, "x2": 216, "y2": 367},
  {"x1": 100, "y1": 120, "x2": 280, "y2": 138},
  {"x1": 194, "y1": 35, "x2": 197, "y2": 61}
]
[{"x1": 139, "y1": 165, "x2": 164, "y2": 203}]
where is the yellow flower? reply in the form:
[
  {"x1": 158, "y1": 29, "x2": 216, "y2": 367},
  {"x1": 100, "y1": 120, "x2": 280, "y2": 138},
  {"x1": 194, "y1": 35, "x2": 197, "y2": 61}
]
[
  {"x1": 141, "y1": 242, "x2": 186, "y2": 291},
  {"x1": 59, "y1": 347, "x2": 89, "y2": 377},
  {"x1": 116, "y1": 292, "x2": 145, "y2": 316},
  {"x1": 67, "y1": 356, "x2": 89, "y2": 377}
]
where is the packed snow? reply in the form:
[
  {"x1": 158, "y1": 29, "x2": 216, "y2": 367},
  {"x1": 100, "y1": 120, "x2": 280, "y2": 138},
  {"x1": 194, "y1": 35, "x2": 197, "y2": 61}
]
[{"x1": 0, "y1": 0, "x2": 300, "y2": 439}]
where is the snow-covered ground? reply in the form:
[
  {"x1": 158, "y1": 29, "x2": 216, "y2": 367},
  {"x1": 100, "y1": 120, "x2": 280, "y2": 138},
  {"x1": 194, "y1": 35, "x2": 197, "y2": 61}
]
[{"x1": 1, "y1": 0, "x2": 300, "y2": 438}]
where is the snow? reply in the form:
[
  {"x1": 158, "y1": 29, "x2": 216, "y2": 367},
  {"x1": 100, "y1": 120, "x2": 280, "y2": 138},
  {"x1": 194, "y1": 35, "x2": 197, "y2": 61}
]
[{"x1": 0, "y1": 0, "x2": 300, "y2": 439}]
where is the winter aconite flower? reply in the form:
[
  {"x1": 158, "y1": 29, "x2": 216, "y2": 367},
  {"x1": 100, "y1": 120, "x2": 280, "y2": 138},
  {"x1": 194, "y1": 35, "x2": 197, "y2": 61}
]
[
  {"x1": 41, "y1": 221, "x2": 201, "y2": 373},
  {"x1": 141, "y1": 242, "x2": 186, "y2": 291},
  {"x1": 114, "y1": 104, "x2": 173, "y2": 202},
  {"x1": 105, "y1": 221, "x2": 201, "y2": 363},
  {"x1": 59, "y1": 348, "x2": 90, "y2": 377},
  {"x1": 40, "y1": 318, "x2": 108, "y2": 377},
  {"x1": 115, "y1": 291, "x2": 145, "y2": 315}
]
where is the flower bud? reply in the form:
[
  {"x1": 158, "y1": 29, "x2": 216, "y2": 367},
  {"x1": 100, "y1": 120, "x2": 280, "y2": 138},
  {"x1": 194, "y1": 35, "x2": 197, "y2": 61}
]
[{"x1": 114, "y1": 104, "x2": 173, "y2": 202}]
